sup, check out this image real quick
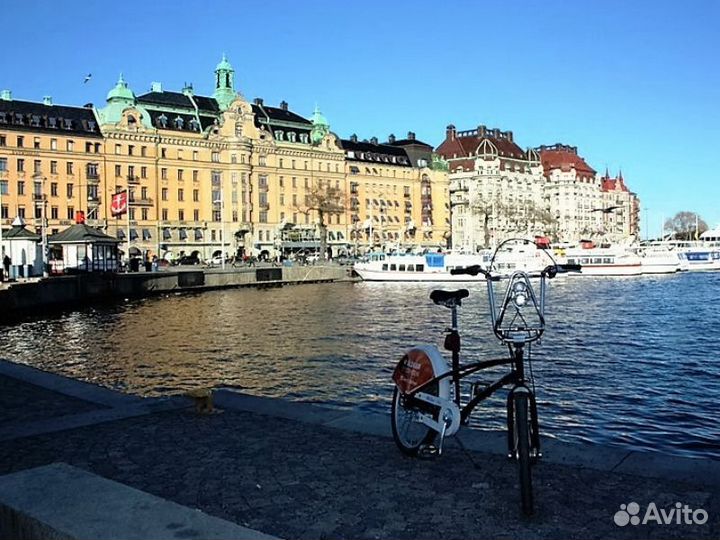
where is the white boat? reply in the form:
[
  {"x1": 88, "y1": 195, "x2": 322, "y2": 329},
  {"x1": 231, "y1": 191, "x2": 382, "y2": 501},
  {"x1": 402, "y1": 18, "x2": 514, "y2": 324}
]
[
  {"x1": 354, "y1": 243, "x2": 550, "y2": 282},
  {"x1": 676, "y1": 247, "x2": 720, "y2": 272},
  {"x1": 561, "y1": 246, "x2": 643, "y2": 276},
  {"x1": 635, "y1": 245, "x2": 682, "y2": 274},
  {"x1": 353, "y1": 252, "x2": 488, "y2": 281}
]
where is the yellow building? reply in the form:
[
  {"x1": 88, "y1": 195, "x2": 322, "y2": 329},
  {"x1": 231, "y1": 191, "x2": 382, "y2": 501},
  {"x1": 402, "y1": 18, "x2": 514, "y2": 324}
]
[
  {"x1": 0, "y1": 91, "x2": 105, "y2": 242},
  {"x1": 3, "y1": 56, "x2": 450, "y2": 263}
]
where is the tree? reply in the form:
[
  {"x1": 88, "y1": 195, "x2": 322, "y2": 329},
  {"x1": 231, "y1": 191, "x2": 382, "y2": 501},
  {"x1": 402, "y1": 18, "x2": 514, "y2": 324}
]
[
  {"x1": 296, "y1": 180, "x2": 346, "y2": 260},
  {"x1": 664, "y1": 211, "x2": 707, "y2": 240}
]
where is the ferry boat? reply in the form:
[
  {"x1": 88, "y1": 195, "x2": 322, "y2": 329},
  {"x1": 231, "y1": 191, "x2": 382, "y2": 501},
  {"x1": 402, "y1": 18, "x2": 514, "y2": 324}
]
[
  {"x1": 561, "y1": 246, "x2": 643, "y2": 276},
  {"x1": 676, "y1": 248, "x2": 720, "y2": 272},
  {"x1": 635, "y1": 245, "x2": 682, "y2": 274},
  {"x1": 353, "y1": 252, "x2": 488, "y2": 281},
  {"x1": 353, "y1": 243, "x2": 550, "y2": 282}
]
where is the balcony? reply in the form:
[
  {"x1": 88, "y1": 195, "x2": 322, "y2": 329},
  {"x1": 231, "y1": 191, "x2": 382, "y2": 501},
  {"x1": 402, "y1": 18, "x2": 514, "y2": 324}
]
[
  {"x1": 127, "y1": 175, "x2": 140, "y2": 185},
  {"x1": 87, "y1": 196, "x2": 101, "y2": 207},
  {"x1": 130, "y1": 197, "x2": 154, "y2": 206},
  {"x1": 86, "y1": 173, "x2": 100, "y2": 183}
]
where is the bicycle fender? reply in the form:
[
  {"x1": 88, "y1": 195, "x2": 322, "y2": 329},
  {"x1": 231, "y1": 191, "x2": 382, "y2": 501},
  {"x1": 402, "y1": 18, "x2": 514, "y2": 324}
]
[{"x1": 392, "y1": 345, "x2": 450, "y2": 401}]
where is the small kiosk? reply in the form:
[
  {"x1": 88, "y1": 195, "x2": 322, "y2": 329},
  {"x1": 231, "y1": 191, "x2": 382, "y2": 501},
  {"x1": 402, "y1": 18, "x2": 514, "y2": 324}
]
[
  {"x1": 1, "y1": 217, "x2": 41, "y2": 279},
  {"x1": 48, "y1": 224, "x2": 121, "y2": 273}
]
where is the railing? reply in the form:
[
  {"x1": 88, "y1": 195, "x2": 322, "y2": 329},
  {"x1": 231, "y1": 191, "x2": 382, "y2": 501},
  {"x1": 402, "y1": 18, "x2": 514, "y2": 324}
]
[{"x1": 127, "y1": 175, "x2": 140, "y2": 184}]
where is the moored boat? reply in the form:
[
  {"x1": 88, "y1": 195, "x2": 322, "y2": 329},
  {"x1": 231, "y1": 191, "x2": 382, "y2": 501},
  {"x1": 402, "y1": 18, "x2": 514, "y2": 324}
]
[
  {"x1": 561, "y1": 245, "x2": 643, "y2": 276},
  {"x1": 353, "y1": 252, "x2": 488, "y2": 281}
]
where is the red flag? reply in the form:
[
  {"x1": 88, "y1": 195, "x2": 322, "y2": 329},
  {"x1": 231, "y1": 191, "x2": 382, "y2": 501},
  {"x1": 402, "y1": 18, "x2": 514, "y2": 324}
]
[
  {"x1": 75, "y1": 210, "x2": 86, "y2": 224},
  {"x1": 111, "y1": 190, "x2": 128, "y2": 217}
]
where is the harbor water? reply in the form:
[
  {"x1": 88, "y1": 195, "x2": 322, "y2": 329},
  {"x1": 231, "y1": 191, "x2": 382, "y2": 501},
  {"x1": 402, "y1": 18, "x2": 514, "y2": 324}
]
[{"x1": 1, "y1": 271, "x2": 719, "y2": 459}]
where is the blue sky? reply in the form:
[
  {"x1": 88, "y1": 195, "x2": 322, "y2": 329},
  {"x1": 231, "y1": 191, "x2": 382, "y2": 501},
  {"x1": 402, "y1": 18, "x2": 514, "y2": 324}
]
[{"x1": 2, "y1": 0, "x2": 718, "y2": 236}]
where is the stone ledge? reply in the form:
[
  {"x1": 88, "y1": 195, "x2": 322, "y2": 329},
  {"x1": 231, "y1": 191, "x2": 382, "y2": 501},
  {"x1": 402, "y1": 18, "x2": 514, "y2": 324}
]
[{"x1": 0, "y1": 463, "x2": 279, "y2": 540}]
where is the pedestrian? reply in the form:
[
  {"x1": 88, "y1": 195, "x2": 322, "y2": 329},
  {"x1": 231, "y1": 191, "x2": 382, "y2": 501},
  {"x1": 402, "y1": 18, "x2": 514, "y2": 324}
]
[{"x1": 3, "y1": 254, "x2": 10, "y2": 280}]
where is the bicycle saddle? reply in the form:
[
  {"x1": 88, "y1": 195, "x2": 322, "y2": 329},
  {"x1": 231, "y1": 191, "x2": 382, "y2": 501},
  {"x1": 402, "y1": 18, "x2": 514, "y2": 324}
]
[{"x1": 430, "y1": 289, "x2": 469, "y2": 307}]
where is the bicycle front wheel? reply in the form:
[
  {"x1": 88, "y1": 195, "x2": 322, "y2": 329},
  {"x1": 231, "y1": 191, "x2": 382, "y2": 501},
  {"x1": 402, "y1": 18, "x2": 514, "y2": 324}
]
[
  {"x1": 391, "y1": 384, "x2": 438, "y2": 456},
  {"x1": 515, "y1": 394, "x2": 534, "y2": 515}
]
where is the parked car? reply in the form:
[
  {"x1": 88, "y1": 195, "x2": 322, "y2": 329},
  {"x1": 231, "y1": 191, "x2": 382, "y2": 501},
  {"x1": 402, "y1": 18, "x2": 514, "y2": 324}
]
[{"x1": 176, "y1": 254, "x2": 201, "y2": 265}]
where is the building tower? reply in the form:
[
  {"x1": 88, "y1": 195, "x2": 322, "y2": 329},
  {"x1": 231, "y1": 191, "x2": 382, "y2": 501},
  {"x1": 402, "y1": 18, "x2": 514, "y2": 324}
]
[{"x1": 213, "y1": 54, "x2": 235, "y2": 111}]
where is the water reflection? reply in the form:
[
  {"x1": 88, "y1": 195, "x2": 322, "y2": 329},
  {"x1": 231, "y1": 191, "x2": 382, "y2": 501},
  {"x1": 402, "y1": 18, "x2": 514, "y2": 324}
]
[{"x1": 1, "y1": 272, "x2": 719, "y2": 459}]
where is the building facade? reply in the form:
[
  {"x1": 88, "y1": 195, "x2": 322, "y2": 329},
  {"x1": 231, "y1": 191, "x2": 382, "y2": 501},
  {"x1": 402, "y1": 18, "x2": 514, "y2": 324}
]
[
  {"x1": 436, "y1": 124, "x2": 546, "y2": 251},
  {"x1": 2, "y1": 56, "x2": 450, "y2": 262}
]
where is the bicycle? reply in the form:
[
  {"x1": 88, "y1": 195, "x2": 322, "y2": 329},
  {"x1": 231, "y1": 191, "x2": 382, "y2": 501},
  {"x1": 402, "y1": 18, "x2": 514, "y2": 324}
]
[{"x1": 390, "y1": 239, "x2": 578, "y2": 516}]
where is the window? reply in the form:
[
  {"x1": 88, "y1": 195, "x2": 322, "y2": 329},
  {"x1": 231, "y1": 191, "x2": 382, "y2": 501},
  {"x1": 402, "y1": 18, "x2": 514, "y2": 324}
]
[
  {"x1": 279, "y1": 193, "x2": 284, "y2": 205},
  {"x1": 50, "y1": 183, "x2": 58, "y2": 197},
  {"x1": 115, "y1": 144, "x2": 121, "y2": 155},
  {"x1": 304, "y1": 178, "x2": 309, "y2": 188},
  {"x1": 67, "y1": 140, "x2": 74, "y2": 152},
  {"x1": 50, "y1": 160, "x2": 58, "y2": 174},
  {"x1": 193, "y1": 189, "x2": 199, "y2": 202},
  {"x1": 178, "y1": 209, "x2": 185, "y2": 221},
  {"x1": 161, "y1": 209, "x2": 168, "y2": 220},
  {"x1": 17, "y1": 158, "x2": 24, "y2": 172},
  {"x1": 178, "y1": 169, "x2": 184, "y2": 181},
  {"x1": 259, "y1": 154, "x2": 266, "y2": 166},
  {"x1": 128, "y1": 165, "x2": 135, "y2": 178},
  {"x1": 279, "y1": 158, "x2": 284, "y2": 168},
  {"x1": 0, "y1": 158, "x2": 7, "y2": 171},
  {"x1": 67, "y1": 184, "x2": 73, "y2": 198},
  {"x1": 193, "y1": 151, "x2": 198, "y2": 161},
  {"x1": 279, "y1": 176, "x2": 284, "y2": 188},
  {"x1": 161, "y1": 148, "x2": 167, "y2": 159},
  {"x1": 194, "y1": 209, "x2": 199, "y2": 221},
  {"x1": 0, "y1": 135, "x2": 5, "y2": 146},
  {"x1": 161, "y1": 188, "x2": 168, "y2": 201},
  {"x1": 115, "y1": 164, "x2": 121, "y2": 177},
  {"x1": 292, "y1": 177, "x2": 297, "y2": 188},
  {"x1": 34, "y1": 160, "x2": 41, "y2": 173},
  {"x1": 17, "y1": 136, "x2": 24, "y2": 147},
  {"x1": 34, "y1": 137, "x2": 40, "y2": 149},
  {"x1": 50, "y1": 138, "x2": 57, "y2": 150},
  {"x1": 128, "y1": 145, "x2": 134, "y2": 156},
  {"x1": 161, "y1": 168, "x2": 167, "y2": 179},
  {"x1": 141, "y1": 146, "x2": 147, "y2": 157},
  {"x1": 141, "y1": 208, "x2": 148, "y2": 220},
  {"x1": 1, "y1": 204, "x2": 9, "y2": 218},
  {"x1": 259, "y1": 211, "x2": 268, "y2": 223},
  {"x1": 178, "y1": 189, "x2": 184, "y2": 201},
  {"x1": 0, "y1": 180, "x2": 7, "y2": 194},
  {"x1": 18, "y1": 206, "x2": 25, "y2": 219},
  {"x1": 177, "y1": 150, "x2": 183, "y2": 160},
  {"x1": 212, "y1": 151, "x2": 220, "y2": 162},
  {"x1": 141, "y1": 166, "x2": 147, "y2": 179},
  {"x1": 192, "y1": 170, "x2": 198, "y2": 181}
]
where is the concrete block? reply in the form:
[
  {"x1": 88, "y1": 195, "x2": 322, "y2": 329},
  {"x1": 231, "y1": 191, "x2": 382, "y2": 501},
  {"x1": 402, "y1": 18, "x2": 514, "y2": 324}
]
[{"x1": 0, "y1": 463, "x2": 279, "y2": 540}]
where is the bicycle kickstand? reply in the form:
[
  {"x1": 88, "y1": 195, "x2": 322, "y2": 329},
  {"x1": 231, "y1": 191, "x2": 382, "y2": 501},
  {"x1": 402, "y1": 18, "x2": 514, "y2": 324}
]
[{"x1": 419, "y1": 415, "x2": 449, "y2": 459}]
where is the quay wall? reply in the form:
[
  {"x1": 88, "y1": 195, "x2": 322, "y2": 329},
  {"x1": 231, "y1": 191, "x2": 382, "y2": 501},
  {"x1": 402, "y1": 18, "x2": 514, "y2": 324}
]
[{"x1": 0, "y1": 266, "x2": 351, "y2": 323}]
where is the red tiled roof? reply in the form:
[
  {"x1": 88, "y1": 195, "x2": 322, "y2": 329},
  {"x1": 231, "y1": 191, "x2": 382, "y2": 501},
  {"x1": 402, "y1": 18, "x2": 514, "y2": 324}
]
[
  {"x1": 539, "y1": 149, "x2": 596, "y2": 178},
  {"x1": 437, "y1": 134, "x2": 526, "y2": 163}
]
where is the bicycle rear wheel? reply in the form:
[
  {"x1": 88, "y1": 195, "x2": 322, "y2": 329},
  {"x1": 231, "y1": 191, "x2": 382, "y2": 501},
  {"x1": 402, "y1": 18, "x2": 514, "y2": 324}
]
[
  {"x1": 514, "y1": 394, "x2": 534, "y2": 515},
  {"x1": 391, "y1": 383, "x2": 438, "y2": 456}
]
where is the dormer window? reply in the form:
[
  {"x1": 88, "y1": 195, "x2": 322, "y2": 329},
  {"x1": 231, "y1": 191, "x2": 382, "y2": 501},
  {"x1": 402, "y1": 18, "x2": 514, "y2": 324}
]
[
  {"x1": 189, "y1": 118, "x2": 200, "y2": 131},
  {"x1": 157, "y1": 114, "x2": 168, "y2": 128},
  {"x1": 127, "y1": 115, "x2": 136, "y2": 125},
  {"x1": 299, "y1": 133, "x2": 308, "y2": 144},
  {"x1": 0, "y1": 112, "x2": 6, "y2": 123},
  {"x1": 31, "y1": 115, "x2": 41, "y2": 127},
  {"x1": 48, "y1": 117, "x2": 57, "y2": 128},
  {"x1": 174, "y1": 116, "x2": 184, "y2": 129},
  {"x1": 288, "y1": 132, "x2": 296, "y2": 143},
  {"x1": 88, "y1": 121, "x2": 96, "y2": 132},
  {"x1": 275, "y1": 130, "x2": 284, "y2": 140},
  {"x1": 63, "y1": 118, "x2": 73, "y2": 129},
  {"x1": 15, "y1": 113, "x2": 24, "y2": 125}
]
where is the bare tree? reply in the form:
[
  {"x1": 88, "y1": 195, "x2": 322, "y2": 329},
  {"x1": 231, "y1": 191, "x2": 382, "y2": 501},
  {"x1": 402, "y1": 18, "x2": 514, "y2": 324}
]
[
  {"x1": 470, "y1": 192, "x2": 507, "y2": 248},
  {"x1": 664, "y1": 211, "x2": 708, "y2": 240},
  {"x1": 296, "y1": 180, "x2": 346, "y2": 260}
]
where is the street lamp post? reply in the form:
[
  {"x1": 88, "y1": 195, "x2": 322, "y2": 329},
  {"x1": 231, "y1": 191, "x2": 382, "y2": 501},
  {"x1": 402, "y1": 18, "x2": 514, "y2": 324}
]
[
  {"x1": 644, "y1": 206, "x2": 649, "y2": 242},
  {"x1": 33, "y1": 175, "x2": 49, "y2": 278}
]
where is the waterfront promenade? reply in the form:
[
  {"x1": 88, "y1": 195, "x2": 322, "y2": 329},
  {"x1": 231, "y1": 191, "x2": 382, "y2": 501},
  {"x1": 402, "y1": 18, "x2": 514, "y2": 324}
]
[{"x1": 0, "y1": 358, "x2": 717, "y2": 539}]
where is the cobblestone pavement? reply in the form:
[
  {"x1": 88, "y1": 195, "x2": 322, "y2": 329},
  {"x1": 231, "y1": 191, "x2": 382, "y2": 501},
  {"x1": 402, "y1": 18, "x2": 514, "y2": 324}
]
[
  {"x1": 0, "y1": 375, "x2": 105, "y2": 424},
  {"x1": 0, "y1": 406, "x2": 717, "y2": 540}
]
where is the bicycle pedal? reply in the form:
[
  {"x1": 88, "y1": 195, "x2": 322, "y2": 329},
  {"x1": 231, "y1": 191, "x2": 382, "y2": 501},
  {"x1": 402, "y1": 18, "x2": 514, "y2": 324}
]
[{"x1": 418, "y1": 444, "x2": 440, "y2": 459}]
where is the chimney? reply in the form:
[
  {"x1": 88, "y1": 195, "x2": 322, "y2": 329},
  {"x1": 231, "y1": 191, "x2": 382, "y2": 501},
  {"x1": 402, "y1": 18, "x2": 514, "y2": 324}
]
[
  {"x1": 492, "y1": 128, "x2": 500, "y2": 137},
  {"x1": 407, "y1": 131, "x2": 415, "y2": 141},
  {"x1": 254, "y1": 97, "x2": 264, "y2": 106},
  {"x1": 388, "y1": 133, "x2": 396, "y2": 144},
  {"x1": 151, "y1": 82, "x2": 163, "y2": 93},
  {"x1": 42, "y1": 96, "x2": 53, "y2": 106},
  {"x1": 446, "y1": 124, "x2": 456, "y2": 140},
  {"x1": 350, "y1": 133, "x2": 358, "y2": 143},
  {"x1": 0, "y1": 90, "x2": 11, "y2": 101},
  {"x1": 370, "y1": 136, "x2": 379, "y2": 145},
  {"x1": 507, "y1": 130, "x2": 513, "y2": 142},
  {"x1": 478, "y1": 125, "x2": 486, "y2": 137},
  {"x1": 182, "y1": 83, "x2": 194, "y2": 96},
  {"x1": 280, "y1": 100, "x2": 288, "y2": 111}
]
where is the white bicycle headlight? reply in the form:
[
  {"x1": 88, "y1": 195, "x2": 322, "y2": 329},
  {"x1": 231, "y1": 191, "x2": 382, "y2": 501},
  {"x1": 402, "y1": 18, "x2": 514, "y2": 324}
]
[{"x1": 511, "y1": 281, "x2": 528, "y2": 309}]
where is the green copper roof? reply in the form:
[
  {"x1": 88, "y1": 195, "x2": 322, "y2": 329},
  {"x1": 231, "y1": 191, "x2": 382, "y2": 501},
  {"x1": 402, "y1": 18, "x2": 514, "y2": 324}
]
[
  {"x1": 311, "y1": 105, "x2": 329, "y2": 128},
  {"x1": 216, "y1": 53, "x2": 233, "y2": 72},
  {"x1": 106, "y1": 73, "x2": 135, "y2": 102}
]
